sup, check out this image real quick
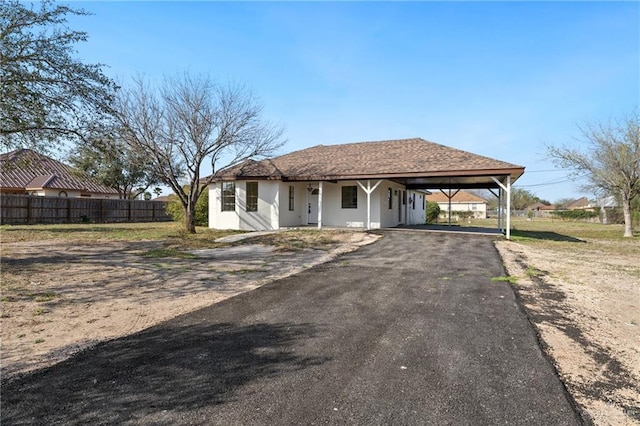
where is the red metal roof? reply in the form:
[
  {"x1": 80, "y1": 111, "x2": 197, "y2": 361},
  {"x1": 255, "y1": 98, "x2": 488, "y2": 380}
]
[{"x1": 0, "y1": 149, "x2": 118, "y2": 195}]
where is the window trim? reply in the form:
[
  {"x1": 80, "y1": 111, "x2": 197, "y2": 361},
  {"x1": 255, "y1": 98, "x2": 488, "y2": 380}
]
[
  {"x1": 221, "y1": 182, "x2": 236, "y2": 212},
  {"x1": 288, "y1": 185, "x2": 295, "y2": 211},
  {"x1": 341, "y1": 185, "x2": 358, "y2": 209},
  {"x1": 246, "y1": 181, "x2": 258, "y2": 212}
]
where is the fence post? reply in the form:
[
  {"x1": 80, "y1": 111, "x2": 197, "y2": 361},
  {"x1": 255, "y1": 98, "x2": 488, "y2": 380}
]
[
  {"x1": 128, "y1": 200, "x2": 132, "y2": 222},
  {"x1": 26, "y1": 196, "x2": 32, "y2": 224},
  {"x1": 67, "y1": 197, "x2": 71, "y2": 223}
]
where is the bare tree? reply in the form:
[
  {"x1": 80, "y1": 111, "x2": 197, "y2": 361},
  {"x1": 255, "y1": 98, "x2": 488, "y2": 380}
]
[
  {"x1": 113, "y1": 74, "x2": 284, "y2": 233},
  {"x1": 547, "y1": 111, "x2": 639, "y2": 237}
]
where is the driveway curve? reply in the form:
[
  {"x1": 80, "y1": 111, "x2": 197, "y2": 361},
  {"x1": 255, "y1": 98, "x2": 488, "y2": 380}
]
[{"x1": 1, "y1": 231, "x2": 581, "y2": 425}]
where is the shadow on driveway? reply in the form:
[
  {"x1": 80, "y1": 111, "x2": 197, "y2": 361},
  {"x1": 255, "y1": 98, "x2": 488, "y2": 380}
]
[{"x1": 2, "y1": 320, "x2": 328, "y2": 424}]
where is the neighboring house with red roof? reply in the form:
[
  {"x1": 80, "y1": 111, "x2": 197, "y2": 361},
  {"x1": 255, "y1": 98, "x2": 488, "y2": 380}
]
[
  {"x1": 528, "y1": 202, "x2": 556, "y2": 211},
  {"x1": 527, "y1": 202, "x2": 556, "y2": 217},
  {"x1": 0, "y1": 149, "x2": 118, "y2": 198},
  {"x1": 205, "y1": 138, "x2": 524, "y2": 231},
  {"x1": 426, "y1": 190, "x2": 488, "y2": 219}
]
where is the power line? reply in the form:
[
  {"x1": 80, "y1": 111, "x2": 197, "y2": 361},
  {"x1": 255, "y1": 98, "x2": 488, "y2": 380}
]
[
  {"x1": 517, "y1": 174, "x2": 588, "y2": 188},
  {"x1": 523, "y1": 168, "x2": 572, "y2": 173}
]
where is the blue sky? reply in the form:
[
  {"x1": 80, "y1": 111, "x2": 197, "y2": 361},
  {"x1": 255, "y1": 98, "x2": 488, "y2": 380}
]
[{"x1": 68, "y1": 1, "x2": 639, "y2": 202}]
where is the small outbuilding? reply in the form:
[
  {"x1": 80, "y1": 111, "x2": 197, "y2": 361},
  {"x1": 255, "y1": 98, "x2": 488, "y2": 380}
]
[{"x1": 205, "y1": 138, "x2": 524, "y2": 237}]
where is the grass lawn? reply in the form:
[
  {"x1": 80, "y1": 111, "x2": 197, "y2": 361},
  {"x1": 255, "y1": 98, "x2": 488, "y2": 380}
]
[
  {"x1": 0, "y1": 222, "x2": 243, "y2": 249},
  {"x1": 0, "y1": 222, "x2": 363, "y2": 252},
  {"x1": 460, "y1": 217, "x2": 640, "y2": 256}
]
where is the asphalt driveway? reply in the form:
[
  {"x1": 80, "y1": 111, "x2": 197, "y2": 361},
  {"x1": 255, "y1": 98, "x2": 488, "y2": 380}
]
[{"x1": 1, "y1": 231, "x2": 581, "y2": 425}]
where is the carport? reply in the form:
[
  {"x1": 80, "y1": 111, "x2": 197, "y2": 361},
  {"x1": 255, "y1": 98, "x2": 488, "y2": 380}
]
[
  {"x1": 313, "y1": 167, "x2": 523, "y2": 239},
  {"x1": 405, "y1": 169, "x2": 522, "y2": 239}
]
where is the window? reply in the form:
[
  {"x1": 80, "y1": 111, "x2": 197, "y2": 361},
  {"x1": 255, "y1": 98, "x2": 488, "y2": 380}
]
[
  {"x1": 288, "y1": 186, "x2": 295, "y2": 211},
  {"x1": 246, "y1": 182, "x2": 258, "y2": 212},
  {"x1": 342, "y1": 186, "x2": 358, "y2": 209},
  {"x1": 412, "y1": 194, "x2": 416, "y2": 210},
  {"x1": 471, "y1": 203, "x2": 477, "y2": 211},
  {"x1": 221, "y1": 182, "x2": 236, "y2": 211},
  {"x1": 388, "y1": 188, "x2": 393, "y2": 209}
]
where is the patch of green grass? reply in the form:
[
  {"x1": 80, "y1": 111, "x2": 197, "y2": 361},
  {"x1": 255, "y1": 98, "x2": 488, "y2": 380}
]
[
  {"x1": 17, "y1": 333, "x2": 26, "y2": 338},
  {"x1": 491, "y1": 275, "x2": 519, "y2": 284},
  {"x1": 141, "y1": 248, "x2": 198, "y2": 259},
  {"x1": 32, "y1": 292, "x2": 61, "y2": 302},
  {"x1": 524, "y1": 266, "x2": 544, "y2": 279},
  {"x1": 471, "y1": 217, "x2": 637, "y2": 242},
  {"x1": 33, "y1": 307, "x2": 47, "y2": 316},
  {"x1": 440, "y1": 276, "x2": 451, "y2": 281},
  {"x1": 34, "y1": 338, "x2": 44, "y2": 344}
]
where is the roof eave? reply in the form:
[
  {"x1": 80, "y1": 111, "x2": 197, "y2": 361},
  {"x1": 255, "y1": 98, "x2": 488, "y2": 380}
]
[{"x1": 281, "y1": 167, "x2": 525, "y2": 182}]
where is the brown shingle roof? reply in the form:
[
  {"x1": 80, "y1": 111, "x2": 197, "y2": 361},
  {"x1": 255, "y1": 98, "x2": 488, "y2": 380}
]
[
  {"x1": 528, "y1": 202, "x2": 555, "y2": 211},
  {"x1": 0, "y1": 149, "x2": 118, "y2": 194},
  {"x1": 426, "y1": 191, "x2": 487, "y2": 203},
  {"x1": 211, "y1": 138, "x2": 524, "y2": 181},
  {"x1": 566, "y1": 197, "x2": 591, "y2": 210}
]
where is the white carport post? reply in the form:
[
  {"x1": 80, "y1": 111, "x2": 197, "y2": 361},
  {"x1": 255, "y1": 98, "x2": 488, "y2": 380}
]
[
  {"x1": 491, "y1": 176, "x2": 512, "y2": 239},
  {"x1": 317, "y1": 181, "x2": 323, "y2": 229},
  {"x1": 357, "y1": 180, "x2": 382, "y2": 230}
]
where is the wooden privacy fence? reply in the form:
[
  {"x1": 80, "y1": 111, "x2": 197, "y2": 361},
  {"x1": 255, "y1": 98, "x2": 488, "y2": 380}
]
[{"x1": 0, "y1": 195, "x2": 173, "y2": 224}]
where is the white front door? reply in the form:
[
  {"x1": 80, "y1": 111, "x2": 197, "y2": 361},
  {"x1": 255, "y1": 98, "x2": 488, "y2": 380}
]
[{"x1": 308, "y1": 189, "x2": 319, "y2": 224}]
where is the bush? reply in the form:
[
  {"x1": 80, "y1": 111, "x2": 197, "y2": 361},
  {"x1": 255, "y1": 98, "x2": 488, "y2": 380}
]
[
  {"x1": 550, "y1": 209, "x2": 599, "y2": 220},
  {"x1": 166, "y1": 190, "x2": 209, "y2": 226},
  {"x1": 425, "y1": 201, "x2": 440, "y2": 223},
  {"x1": 449, "y1": 210, "x2": 475, "y2": 220}
]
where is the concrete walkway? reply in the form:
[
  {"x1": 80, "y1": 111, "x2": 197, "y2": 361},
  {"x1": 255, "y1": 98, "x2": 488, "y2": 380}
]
[{"x1": 1, "y1": 231, "x2": 580, "y2": 425}]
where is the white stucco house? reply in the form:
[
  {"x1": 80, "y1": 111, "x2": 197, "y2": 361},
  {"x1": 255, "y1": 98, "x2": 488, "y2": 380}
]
[
  {"x1": 206, "y1": 138, "x2": 524, "y2": 235},
  {"x1": 426, "y1": 190, "x2": 488, "y2": 219}
]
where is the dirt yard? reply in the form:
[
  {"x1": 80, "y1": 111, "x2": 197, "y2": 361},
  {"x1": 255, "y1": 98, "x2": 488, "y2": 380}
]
[
  {"x1": 1, "y1": 230, "x2": 378, "y2": 379},
  {"x1": 2, "y1": 222, "x2": 639, "y2": 425},
  {"x1": 496, "y1": 237, "x2": 640, "y2": 425}
]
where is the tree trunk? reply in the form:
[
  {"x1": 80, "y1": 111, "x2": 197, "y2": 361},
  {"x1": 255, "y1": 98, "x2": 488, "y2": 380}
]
[
  {"x1": 622, "y1": 193, "x2": 633, "y2": 237},
  {"x1": 185, "y1": 201, "x2": 197, "y2": 234}
]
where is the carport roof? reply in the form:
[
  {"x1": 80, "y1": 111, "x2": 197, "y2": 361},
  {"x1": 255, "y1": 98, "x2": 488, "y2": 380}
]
[{"x1": 209, "y1": 138, "x2": 524, "y2": 189}]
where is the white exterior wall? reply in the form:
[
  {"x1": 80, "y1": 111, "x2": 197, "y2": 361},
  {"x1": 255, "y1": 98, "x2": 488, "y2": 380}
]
[
  {"x1": 208, "y1": 179, "x2": 427, "y2": 230},
  {"x1": 378, "y1": 181, "x2": 408, "y2": 228},
  {"x1": 278, "y1": 182, "x2": 308, "y2": 227},
  {"x1": 322, "y1": 181, "x2": 368, "y2": 228},
  {"x1": 407, "y1": 191, "x2": 427, "y2": 225},
  {"x1": 208, "y1": 181, "x2": 279, "y2": 230}
]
